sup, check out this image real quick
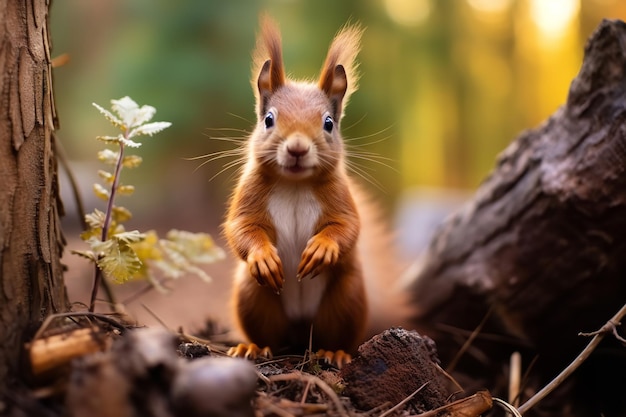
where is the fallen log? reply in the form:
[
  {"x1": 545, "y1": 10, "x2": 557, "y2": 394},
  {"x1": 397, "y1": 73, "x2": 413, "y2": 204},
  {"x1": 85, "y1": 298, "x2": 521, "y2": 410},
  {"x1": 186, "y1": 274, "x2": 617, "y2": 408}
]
[{"x1": 406, "y1": 19, "x2": 626, "y2": 416}]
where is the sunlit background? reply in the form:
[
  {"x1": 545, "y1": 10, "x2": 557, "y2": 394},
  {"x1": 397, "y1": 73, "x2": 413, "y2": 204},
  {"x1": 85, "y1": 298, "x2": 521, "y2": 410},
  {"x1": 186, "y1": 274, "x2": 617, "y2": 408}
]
[{"x1": 50, "y1": 0, "x2": 626, "y2": 324}]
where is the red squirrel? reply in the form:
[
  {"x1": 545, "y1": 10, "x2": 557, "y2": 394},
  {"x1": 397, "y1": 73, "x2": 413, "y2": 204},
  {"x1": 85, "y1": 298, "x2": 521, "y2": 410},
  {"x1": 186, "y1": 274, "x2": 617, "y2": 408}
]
[{"x1": 223, "y1": 17, "x2": 402, "y2": 366}]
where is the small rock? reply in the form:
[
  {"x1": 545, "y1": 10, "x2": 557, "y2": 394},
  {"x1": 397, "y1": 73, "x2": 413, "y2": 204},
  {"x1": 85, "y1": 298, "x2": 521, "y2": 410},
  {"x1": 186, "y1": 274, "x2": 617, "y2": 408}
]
[{"x1": 172, "y1": 356, "x2": 257, "y2": 417}]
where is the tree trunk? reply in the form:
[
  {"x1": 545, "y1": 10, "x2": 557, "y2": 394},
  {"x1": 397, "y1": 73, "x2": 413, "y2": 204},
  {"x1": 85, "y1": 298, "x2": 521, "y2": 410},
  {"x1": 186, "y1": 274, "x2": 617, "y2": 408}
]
[
  {"x1": 407, "y1": 19, "x2": 626, "y2": 416},
  {"x1": 0, "y1": 0, "x2": 65, "y2": 392}
]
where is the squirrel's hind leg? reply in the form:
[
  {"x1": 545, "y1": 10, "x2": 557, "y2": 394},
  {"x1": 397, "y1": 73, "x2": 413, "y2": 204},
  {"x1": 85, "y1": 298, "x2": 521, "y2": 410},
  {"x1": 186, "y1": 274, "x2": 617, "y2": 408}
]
[
  {"x1": 231, "y1": 264, "x2": 290, "y2": 353},
  {"x1": 312, "y1": 266, "x2": 367, "y2": 358}
]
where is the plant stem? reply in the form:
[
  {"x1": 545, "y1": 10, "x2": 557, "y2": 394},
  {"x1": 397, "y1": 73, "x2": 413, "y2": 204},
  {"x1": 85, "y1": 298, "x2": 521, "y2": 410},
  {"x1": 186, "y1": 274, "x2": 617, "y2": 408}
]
[
  {"x1": 60, "y1": 139, "x2": 119, "y2": 310},
  {"x1": 88, "y1": 133, "x2": 127, "y2": 312},
  {"x1": 517, "y1": 302, "x2": 626, "y2": 414},
  {"x1": 102, "y1": 140, "x2": 126, "y2": 243}
]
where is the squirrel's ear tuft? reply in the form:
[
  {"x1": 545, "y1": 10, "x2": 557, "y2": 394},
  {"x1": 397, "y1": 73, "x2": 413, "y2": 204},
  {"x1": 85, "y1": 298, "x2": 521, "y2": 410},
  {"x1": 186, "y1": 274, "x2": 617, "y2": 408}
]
[
  {"x1": 320, "y1": 64, "x2": 348, "y2": 122},
  {"x1": 253, "y1": 15, "x2": 286, "y2": 118},
  {"x1": 318, "y1": 23, "x2": 363, "y2": 121}
]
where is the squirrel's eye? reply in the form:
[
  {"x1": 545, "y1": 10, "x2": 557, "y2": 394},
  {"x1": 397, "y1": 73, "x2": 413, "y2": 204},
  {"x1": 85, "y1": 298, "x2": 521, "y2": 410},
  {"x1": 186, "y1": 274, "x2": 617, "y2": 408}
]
[
  {"x1": 323, "y1": 115, "x2": 334, "y2": 133},
  {"x1": 264, "y1": 111, "x2": 275, "y2": 129}
]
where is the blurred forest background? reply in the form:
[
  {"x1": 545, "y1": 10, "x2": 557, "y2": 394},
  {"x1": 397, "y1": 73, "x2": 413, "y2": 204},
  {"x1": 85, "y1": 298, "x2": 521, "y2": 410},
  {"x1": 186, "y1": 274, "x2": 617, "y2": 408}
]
[{"x1": 50, "y1": 0, "x2": 626, "y2": 324}]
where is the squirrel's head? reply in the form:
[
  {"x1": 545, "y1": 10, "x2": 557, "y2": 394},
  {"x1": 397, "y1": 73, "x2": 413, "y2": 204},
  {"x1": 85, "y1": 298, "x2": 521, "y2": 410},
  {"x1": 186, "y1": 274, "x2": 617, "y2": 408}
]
[{"x1": 248, "y1": 16, "x2": 362, "y2": 181}]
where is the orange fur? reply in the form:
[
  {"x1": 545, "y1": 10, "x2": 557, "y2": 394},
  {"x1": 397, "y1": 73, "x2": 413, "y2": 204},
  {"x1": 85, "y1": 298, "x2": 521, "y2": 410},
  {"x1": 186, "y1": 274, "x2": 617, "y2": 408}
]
[
  {"x1": 253, "y1": 16, "x2": 286, "y2": 117},
  {"x1": 318, "y1": 23, "x2": 363, "y2": 119},
  {"x1": 224, "y1": 17, "x2": 382, "y2": 357}
]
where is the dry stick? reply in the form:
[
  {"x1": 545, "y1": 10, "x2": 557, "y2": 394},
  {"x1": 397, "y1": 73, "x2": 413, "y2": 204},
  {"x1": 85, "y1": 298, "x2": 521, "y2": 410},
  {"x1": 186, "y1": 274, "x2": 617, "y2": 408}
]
[
  {"x1": 256, "y1": 395, "x2": 296, "y2": 417},
  {"x1": 176, "y1": 329, "x2": 233, "y2": 357},
  {"x1": 378, "y1": 382, "x2": 429, "y2": 417},
  {"x1": 446, "y1": 305, "x2": 494, "y2": 373},
  {"x1": 56, "y1": 140, "x2": 88, "y2": 232},
  {"x1": 516, "y1": 354, "x2": 539, "y2": 405},
  {"x1": 517, "y1": 302, "x2": 626, "y2": 415},
  {"x1": 409, "y1": 390, "x2": 492, "y2": 417},
  {"x1": 493, "y1": 398, "x2": 523, "y2": 417},
  {"x1": 269, "y1": 372, "x2": 349, "y2": 417},
  {"x1": 300, "y1": 378, "x2": 313, "y2": 405},
  {"x1": 32, "y1": 311, "x2": 128, "y2": 341},
  {"x1": 121, "y1": 282, "x2": 155, "y2": 305},
  {"x1": 436, "y1": 322, "x2": 531, "y2": 346},
  {"x1": 434, "y1": 363, "x2": 464, "y2": 394},
  {"x1": 299, "y1": 324, "x2": 315, "y2": 372},
  {"x1": 141, "y1": 303, "x2": 172, "y2": 330},
  {"x1": 509, "y1": 352, "x2": 522, "y2": 407},
  {"x1": 363, "y1": 402, "x2": 394, "y2": 416},
  {"x1": 256, "y1": 370, "x2": 272, "y2": 386}
]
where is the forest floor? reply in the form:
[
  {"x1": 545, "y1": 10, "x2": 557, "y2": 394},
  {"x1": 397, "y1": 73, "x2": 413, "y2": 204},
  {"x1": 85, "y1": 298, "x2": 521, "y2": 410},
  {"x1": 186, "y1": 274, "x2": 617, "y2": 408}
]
[{"x1": 19, "y1": 236, "x2": 494, "y2": 417}]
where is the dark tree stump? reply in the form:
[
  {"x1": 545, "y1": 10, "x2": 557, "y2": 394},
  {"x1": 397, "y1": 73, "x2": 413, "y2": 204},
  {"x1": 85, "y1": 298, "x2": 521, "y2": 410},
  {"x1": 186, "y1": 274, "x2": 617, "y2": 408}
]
[{"x1": 407, "y1": 19, "x2": 626, "y2": 416}]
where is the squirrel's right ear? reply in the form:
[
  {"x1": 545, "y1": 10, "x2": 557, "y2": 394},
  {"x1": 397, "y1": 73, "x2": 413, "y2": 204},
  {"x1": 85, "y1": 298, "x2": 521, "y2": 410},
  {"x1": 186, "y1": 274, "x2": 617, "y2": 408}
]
[{"x1": 253, "y1": 16, "x2": 286, "y2": 117}]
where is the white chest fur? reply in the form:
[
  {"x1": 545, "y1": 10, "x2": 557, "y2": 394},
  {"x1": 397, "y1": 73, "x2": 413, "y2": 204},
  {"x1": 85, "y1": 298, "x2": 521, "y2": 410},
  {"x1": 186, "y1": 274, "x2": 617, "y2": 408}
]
[{"x1": 267, "y1": 184, "x2": 327, "y2": 320}]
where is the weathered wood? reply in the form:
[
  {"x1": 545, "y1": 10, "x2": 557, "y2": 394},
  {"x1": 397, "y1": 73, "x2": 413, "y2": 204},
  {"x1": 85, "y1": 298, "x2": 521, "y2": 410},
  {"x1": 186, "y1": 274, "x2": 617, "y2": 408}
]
[
  {"x1": 407, "y1": 19, "x2": 626, "y2": 415},
  {"x1": 0, "y1": 0, "x2": 65, "y2": 392}
]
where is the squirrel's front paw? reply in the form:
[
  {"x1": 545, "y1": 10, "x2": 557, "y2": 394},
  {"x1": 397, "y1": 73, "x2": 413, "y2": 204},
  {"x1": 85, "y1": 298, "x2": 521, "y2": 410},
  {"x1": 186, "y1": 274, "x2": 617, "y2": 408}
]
[
  {"x1": 297, "y1": 235, "x2": 339, "y2": 280},
  {"x1": 247, "y1": 245, "x2": 284, "y2": 293}
]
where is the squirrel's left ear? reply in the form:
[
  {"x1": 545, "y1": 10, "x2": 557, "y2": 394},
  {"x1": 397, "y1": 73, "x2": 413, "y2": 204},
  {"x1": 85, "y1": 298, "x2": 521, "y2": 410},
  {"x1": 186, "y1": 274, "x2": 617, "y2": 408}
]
[{"x1": 318, "y1": 24, "x2": 362, "y2": 121}]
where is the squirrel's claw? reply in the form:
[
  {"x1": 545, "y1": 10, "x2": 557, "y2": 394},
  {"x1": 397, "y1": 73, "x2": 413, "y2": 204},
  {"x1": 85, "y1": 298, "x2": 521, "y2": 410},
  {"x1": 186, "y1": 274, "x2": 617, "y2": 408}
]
[
  {"x1": 315, "y1": 349, "x2": 352, "y2": 369},
  {"x1": 248, "y1": 245, "x2": 284, "y2": 293},
  {"x1": 228, "y1": 343, "x2": 273, "y2": 360},
  {"x1": 297, "y1": 235, "x2": 339, "y2": 279}
]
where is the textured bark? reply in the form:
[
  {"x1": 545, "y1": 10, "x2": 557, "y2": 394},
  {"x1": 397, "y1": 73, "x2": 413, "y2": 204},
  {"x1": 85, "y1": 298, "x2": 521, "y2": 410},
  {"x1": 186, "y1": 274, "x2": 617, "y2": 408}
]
[
  {"x1": 0, "y1": 0, "x2": 65, "y2": 391},
  {"x1": 408, "y1": 19, "x2": 626, "y2": 415}
]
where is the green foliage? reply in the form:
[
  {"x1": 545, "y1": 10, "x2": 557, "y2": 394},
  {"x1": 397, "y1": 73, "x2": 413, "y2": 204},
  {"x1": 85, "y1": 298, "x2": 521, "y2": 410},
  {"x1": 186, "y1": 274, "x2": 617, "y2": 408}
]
[
  {"x1": 91, "y1": 231, "x2": 145, "y2": 283},
  {"x1": 74, "y1": 96, "x2": 224, "y2": 293},
  {"x1": 131, "y1": 230, "x2": 224, "y2": 292}
]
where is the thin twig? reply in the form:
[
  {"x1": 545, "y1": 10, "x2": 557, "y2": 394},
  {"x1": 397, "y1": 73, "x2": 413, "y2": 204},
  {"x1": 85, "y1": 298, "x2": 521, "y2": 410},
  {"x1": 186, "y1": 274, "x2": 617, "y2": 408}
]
[
  {"x1": 409, "y1": 390, "x2": 492, "y2": 417},
  {"x1": 268, "y1": 372, "x2": 349, "y2": 417},
  {"x1": 580, "y1": 319, "x2": 626, "y2": 343},
  {"x1": 32, "y1": 311, "x2": 128, "y2": 341},
  {"x1": 56, "y1": 140, "x2": 87, "y2": 231},
  {"x1": 300, "y1": 378, "x2": 313, "y2": 404},
  {"x1": 446, "y1": 305, "x2": 494, "y2": 373},
  {"x1": 121, "y1": 282, "x2": 155, "y2": 305},
  {"x1": 362, "y1": 402, "x2": 393, "y2": 416},
  {"x1": 379, "y1": 382, "x2": 429, "y2": 417},
  {"x1": 518, "y1": 302, "x2": 626, "y2": 414},
  {"x1": 517, "y1": 354, "x2": 538, "y2": 405},
  {"x1": 509, "y1": 352, "x2": 522, "y2": 407},
  {"x1": 493, "y1": 398, "x2": 523, "y2": 417},
  {"x1": 256, "y1": 370, "x2": 272, "y2": 386},
  {"x1": 434, "y1": 363, "x2": 464, "y2": 393},
  {"x1": 256, "y1": 394, "x2": 296, "y2": 417},
  {"x1": 141, "y1": 303, "x2": 171, "y2": 330}
]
